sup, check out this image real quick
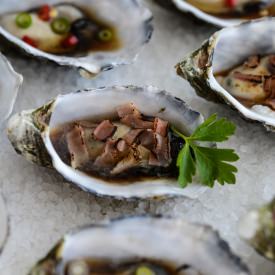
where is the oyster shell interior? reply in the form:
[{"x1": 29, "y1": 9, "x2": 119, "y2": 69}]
[
  {"x1": 0, "y1": 0, "x2": 153, "y2": 75},
  {"x1": 172, "y1": 0, "x2": 275, "y2": 27},
  {"x1": 0, "y1": 3, "x2": 120, "y2": 55},
  {"x1": 29, "y1": 216, "x2": 250, "y2": 275}
]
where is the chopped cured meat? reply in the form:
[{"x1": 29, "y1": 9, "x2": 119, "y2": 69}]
[
  {"x1": 120, "y1": 115, "x2": 153, "y2": 129},
  {"x1": 123, "y1": 129, "x2": 143, "y2": 145},
  {"x1": 139, "y1": 130, "x2": 155, "y2": 150},
  {"x1": 66, "y1": 125, "x2": 89, "y2": 169},
  {"x1": 154, "y1": 118, "x2": 168, "y2": 137},
  {"x1": 93, "y1": 120, "x2": 116, "y2": 141},
  {"x1": 245, "y1": 55, "x2": 260, "y2": 68},
  {"x1": 116, "y1": 103, "x2": 141, "y2": 118}
]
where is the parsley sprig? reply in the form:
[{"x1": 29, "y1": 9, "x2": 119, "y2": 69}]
[{"x1": 172, "y1": 114, "x2": 239, "y2": 188}]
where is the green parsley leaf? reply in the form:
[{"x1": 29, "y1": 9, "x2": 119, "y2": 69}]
[
  {"x1": 191, "y1": 114, "x2": 236, "y2": 142},
  {"x1": 176, "y1": 143, "x2": 196, "y2": 188},
  {"x1": 172, "y1": 114, "x2": 239, "y2": 188}
]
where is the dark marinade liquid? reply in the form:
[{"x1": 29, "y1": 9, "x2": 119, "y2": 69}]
[
  {"x1": 64, "y1": 258, "x2": 188, "y2": 275},
  {"x1": 28, "y1": 4, "x2": 121, "y2": 56},
  {"x1": 50, "y1": 120, "x2": 184, "y2": 184}
]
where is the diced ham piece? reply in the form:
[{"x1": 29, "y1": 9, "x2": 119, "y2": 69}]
[
  {"x1": 120, "y1": 115, "x2": 153, "y2": 129},
  {"x1": 94, "y1": 140, "x2": 119, "y2": 169},
  {"x1": 152, "y1": 134, "x2": 171, "y2": 167},
  {"x1": 116, "y1": 139, "x2": 130, "y2": 156},
  {"x1": 116, "y1": 103, "x2": 141, "y2": 118},
  {"x1": 123, "y1": 129, "x2": 143, "y2": 145},
  {"x1": 154, "y1": 118, "x2": 168, "y2": 137},
  {"x1": 93, "y1": 120, "x2": 117, "y2": 141},
  {"x1": 245, "y1": 55, "x2": 260, "y2": 68},
  {"x1": 139, "y1": 130, "x2": 155, "y2": 150},
  {"x1": 264, "y1": 76, "x2": 275, "y2": 98},
  {"x1": 233, "y1": 72, "x2": 263, "y2": 83},
  {"x1": 66, "y1": 125, "x2": 89, "y2": 169}
]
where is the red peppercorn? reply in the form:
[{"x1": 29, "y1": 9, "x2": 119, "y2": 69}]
[
  {"x1": 38, "y1": 4, "x2": 51, "y2": 21},
  {"x1": 62, "y1": 35, "x2": 79, "y2": 48},
  {"x1": 225, "y1": 0, "x2": 237, "y2": 8},
  {"x1": 22, "y1": 35, "x2": 38, "y2": 48}
]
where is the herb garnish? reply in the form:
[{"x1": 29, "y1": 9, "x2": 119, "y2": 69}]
[{"x1": 172, "y1": 114, "x2": 239, "y2": 188}]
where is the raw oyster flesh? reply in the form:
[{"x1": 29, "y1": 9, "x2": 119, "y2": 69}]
[
  {"x1": 239, "y1": 198, "x2": 275, "y2": 261},
  {"x1": 185, "y1": 0, "x2": 274, "y2": 17},
  {"x1": 0, "y1": 3, "x2": 120, "y2": 55},
  {"x1": 29, "y1": 216, "x2": 250, "y2": 275},
  {"x1": 216, "y1": 54, "x2": 275, "y2": 111},
  {"x1": 50, "y1": 102, "x2": 183, "y2": 180}
]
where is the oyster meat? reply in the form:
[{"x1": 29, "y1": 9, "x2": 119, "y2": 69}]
[
  {"x1": 172, "y1": 0, "x2": 275, "y2": 27},
  {"x1": 176, "y1": 18, "x2": 275, "y2": 131},
  {"x1": 239, "y1": 198, "x2": 275, "y2": 261},
  {"x1": 216, "y1": 54, "x2": 275, "y2": 110},
  {"x1": 0, "y1": 0, "x2": 153, "y2": 76},
  {"x1": 29, "y1": 216, "x2": 250, "y2": 275},
  {"x1": 7, "y1": 86, "x2": 208, "y2": 199}
]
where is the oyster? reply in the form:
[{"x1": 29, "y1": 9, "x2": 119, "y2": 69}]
[
  {"x1": 0, "y1": 53, "x2": 22, "y2": 125},
  {"x1": 176, "y1": 18, "x2": 275, "y2": 131},
  {"x1": 0, "y1": 0, "x2": 153, "y2": 76},
  {"x1": 172, "y1": 0, "x2": 275, "y2": 27},
  {"x1": 29, "y1": 216, "x2": 250, "y2": 275},
  {"x1": 7, "y1": 86, "x2": 209, "y2": 199},
  {"x1": 239, "y1": 198, "x2": 275, "y2": 262}
]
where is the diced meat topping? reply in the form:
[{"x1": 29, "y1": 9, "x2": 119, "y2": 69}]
[
  {"x1": 93, "y1": 120, "x2": 117, "y2": 141},
  {"x1": 64, "y1": 103, "x2": 172, "y2": 175},
  {"x1": 66, "y1": 125, "x2": 90, "y2": 169},
  {"x1": 245, "y1": 55, "x2": 260, "y2": 68}
]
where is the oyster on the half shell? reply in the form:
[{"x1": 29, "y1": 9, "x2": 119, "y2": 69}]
[
  {"x1": 29, "y1": 216, "x2": 250, "y2": 275},
  {"x1": 7, "y1": 86, "x2": 209, "y2": 199},
  {"x1": 0, "y1": 0, "x2": 153, "y2": 77},
  {"x1": 239, "y1": 198, "x2": 275, "y2": 262},
  {"x1": 172, "y1": 0, "x2": 275, "y2": 27},
  {"x1": 176, "y1": 18, "x2": 275, "y2": 131}
]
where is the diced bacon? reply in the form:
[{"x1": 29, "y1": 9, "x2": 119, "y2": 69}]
[
  {"x1": 94, "y1": 140, "x2": 119, "y2": 168},
  {"x1": 120, "y1": 115, "x2": 153, "y2": 129},
  {"x1": 93, "y1": 120, "x2": 116, "y2": 141},
  {"x1": 233, "y1": 72, "x2": 263, "y2": 83},
  {"x1": 264, "y1": 76, "x2": 275, "y2": 98},
  {"x1": 123, "y1": 129, "x2": 143, "y2": 145},
  {"x1": 116, "y1": 139, "x2": 130, "y2": 156},
  {"x1": 153, "y1": 134, "x2": 171, "y2": 167},
  {"x1": 139, "y1": 130, "x2": 155, "y2": 150},
  {"x1": 116, "y1": 103, "x2": 141, "y2": 118},
  {"x1": 153, "y1": 118, "x2": 168, "y2": 137},
  {"x1": 66, "y1": 125, "x2": 89, "y2": 169}
]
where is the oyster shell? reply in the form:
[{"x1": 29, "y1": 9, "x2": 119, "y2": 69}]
[
  {"x1": 172, "y1": 0, "x2": 275, "y2": 27},
  {"x1": 0, "y1": 194, "x2": 8, "y2": 255},
  {"x1": 7, "y1": 86, "x2": 209, "y2": 199},
  {"x1": 239, "y1": 198, "x2": 275, "y2": 262},
  {"x1": 0, "y1": 0, "x2": 153, "y2": 77},
  {"x1": 176, "y1": 18, "x2": 275, "y2": 131},
  {"x1": 0, "y1": 53, "x2": 22, "y2": 125},
  {"x1": 29, "y1": 216, "x2": 250, "y2": 275}
]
